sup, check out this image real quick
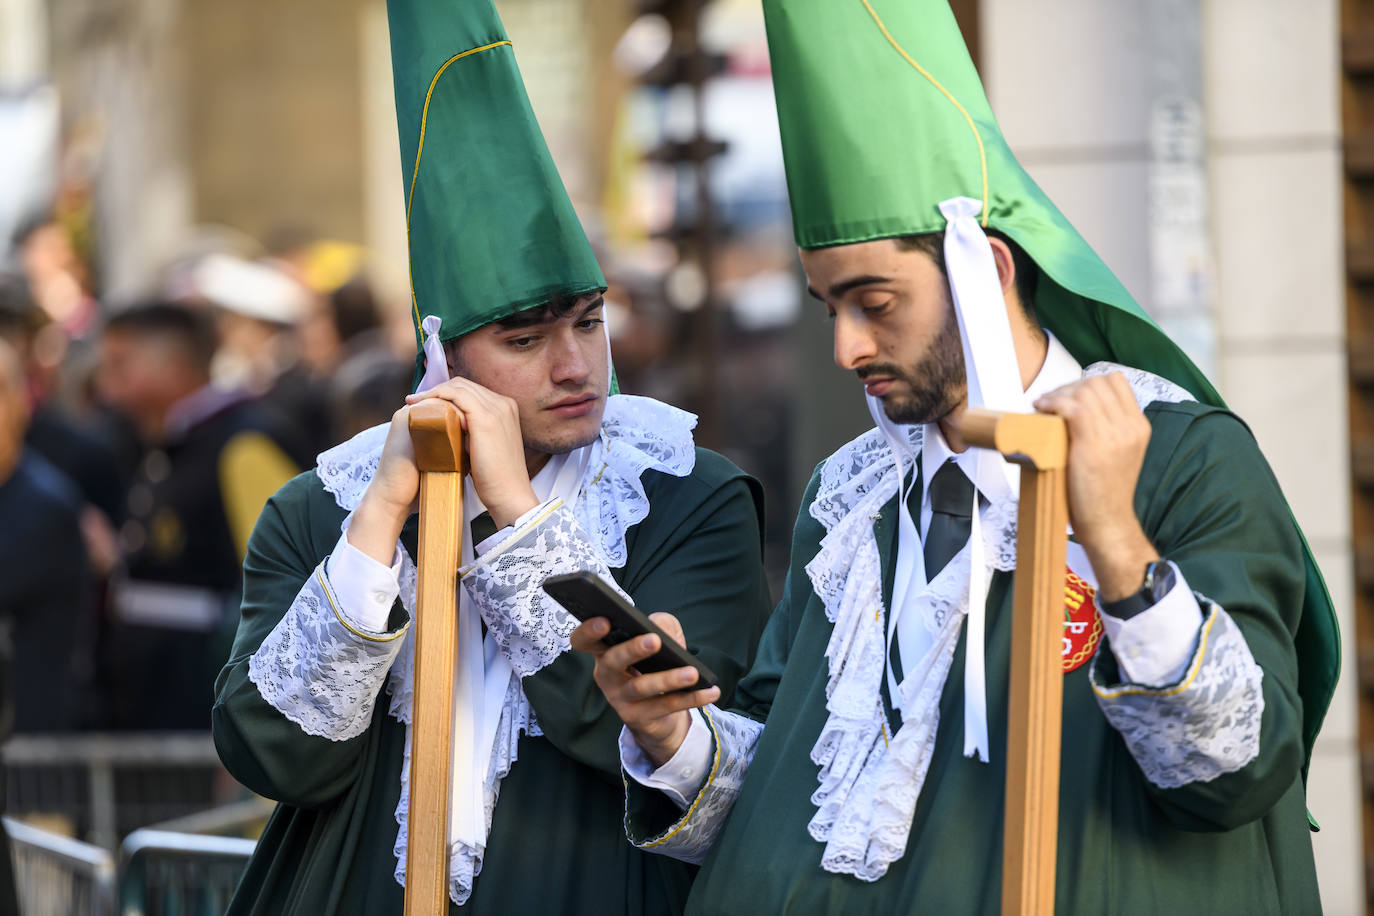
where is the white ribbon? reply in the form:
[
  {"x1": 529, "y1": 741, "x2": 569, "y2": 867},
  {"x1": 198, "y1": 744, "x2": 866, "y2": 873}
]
[
  {"x1": 940, "y1": 196, "x2": 1029, "y2": 764},
  {"x1": 867, "y1": 198, "x2": 1031, "y2": 765},
  {"x1": 939, "y1": 199, "x2": 1027, "y2": 769},
  {"x1": 867, "y1": 396, "x2": 924, "y2": 707},
  {"x1": 417, "y1": 314, "x2": 449, "y2": 393}
]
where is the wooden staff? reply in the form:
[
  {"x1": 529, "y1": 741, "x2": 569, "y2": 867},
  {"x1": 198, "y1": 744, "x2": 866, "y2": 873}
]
[
  {"x1": 957, "y1": 408, "x2": 1068, "y2": 916},
  {"x1": 405, "y1": 401, "x2": 466, "y2": 915}
]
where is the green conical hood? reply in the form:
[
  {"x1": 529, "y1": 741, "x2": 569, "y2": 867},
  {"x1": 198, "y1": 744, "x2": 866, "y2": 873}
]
[
  {"x1": 388, "y1": 0, "x2": 606, "y2": 352},
  {"x1": 763, "y1": 0, "x2": 1338, "y2": 785}
]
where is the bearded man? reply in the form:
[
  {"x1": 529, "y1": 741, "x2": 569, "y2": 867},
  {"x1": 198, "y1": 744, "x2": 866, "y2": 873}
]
[{"x1": 575, "y1": 1, "x2": 1338, "y2": 912}]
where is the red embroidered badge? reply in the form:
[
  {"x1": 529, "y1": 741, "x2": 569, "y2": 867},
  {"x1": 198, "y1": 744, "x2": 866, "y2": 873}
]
[{"x1": 1062, "y1": 569, "x2": 1102, "y2": 673}]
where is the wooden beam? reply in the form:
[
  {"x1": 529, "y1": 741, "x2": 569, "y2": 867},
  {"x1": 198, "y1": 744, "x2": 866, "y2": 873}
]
[
  {"x1": 405, "y1": 401, "x2": 465, "y2": 916},
  {"x1": 958, "y1": 408, "x2": 1068, "y2": 916}
]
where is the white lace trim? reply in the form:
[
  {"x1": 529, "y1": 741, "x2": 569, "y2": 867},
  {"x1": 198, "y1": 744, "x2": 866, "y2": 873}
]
[
  {"x1": 802, "y1": 363, "x2": 1192, "y2": 881},
  {"x1": 392, "y1": 673, "x2": 539, "y2": 905},
  {"x1": 463, "y1": 501, "x2": 630, "y2": 678},
  {"x1": 1091, "y1": 601, "x2": 1263, "y2": 788},
  {"x1": 628, "y1": 706, "x2": 764, "y2": 864},
  {"x1": 575, "y1": 395, "x2": 697, "y2": 568},
  {"x1": 310, "y1": 393, "x2": 695, "y2": 903},
  {"x1": 247, "y1": 563, "x2": 409, "y2": 741},
  {"x1": 315, "y1": 423, "x2": 389, "y2": 513}
]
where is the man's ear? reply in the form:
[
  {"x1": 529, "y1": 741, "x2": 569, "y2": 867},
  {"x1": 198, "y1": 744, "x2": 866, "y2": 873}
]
[{"x1": 987, "y1": 235, "x2": 1016, "y2": 299}]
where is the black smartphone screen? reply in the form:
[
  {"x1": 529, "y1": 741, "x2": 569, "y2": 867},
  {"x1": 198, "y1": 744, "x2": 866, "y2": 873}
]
[{"x1": 542, "y1": 571, "x2": 719, "y2": 692}]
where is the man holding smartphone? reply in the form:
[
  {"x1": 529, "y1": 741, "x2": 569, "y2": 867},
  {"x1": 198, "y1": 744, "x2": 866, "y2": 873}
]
[
  {"x1": 211, "y1": 2, "x2": 770, "y2": 912},
  {"x1": 574, "y1": 1, "x2": 1338, "y2": 913}
]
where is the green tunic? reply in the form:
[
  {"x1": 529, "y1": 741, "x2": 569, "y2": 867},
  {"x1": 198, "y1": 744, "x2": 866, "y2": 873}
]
[
  {"x1": 214, "y1": 446, "x2": 771, "y2": 915},
  {"x1": 629, "y1": 401, "x2": 1321, "y2": 914}
]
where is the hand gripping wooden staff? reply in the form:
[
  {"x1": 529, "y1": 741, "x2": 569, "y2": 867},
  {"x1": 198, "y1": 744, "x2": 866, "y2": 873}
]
[
  {"x1": 405, "y1": 401, "x2": 466, "y2": 915},
  {"x1": 957, "y1": 408, "x2": 1068, "y2": 916}
]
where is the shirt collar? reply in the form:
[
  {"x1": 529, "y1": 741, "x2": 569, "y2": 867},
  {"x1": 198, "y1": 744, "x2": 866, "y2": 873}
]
[{"x1": 919, "y1": 331, "x2": 1081, "y2": 500}]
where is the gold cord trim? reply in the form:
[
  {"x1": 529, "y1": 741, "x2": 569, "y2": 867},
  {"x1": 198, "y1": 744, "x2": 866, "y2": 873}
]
[
  {"x1": 406, "y1": 39, "x2": 515, "y2": 339},
  {"x1": 640, "y1": 707, "x2": 724, "y2": 849},
  {"x1": 1091, "y1": 606, "x2": 1220, "y2": 699},
  {"x1": 459, "y1": 498, "x2": 564, "y2": 581},
  {"x1": 317, "y1": 566, "x2": 409, "y2": 643},
  {"x1": 858, "y1": 0, "x2": 989, "y2": 227}
]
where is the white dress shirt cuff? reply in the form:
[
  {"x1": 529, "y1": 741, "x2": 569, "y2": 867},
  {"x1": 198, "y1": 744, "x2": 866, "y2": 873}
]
[
  {"x1": 620, "y1": 709, "x2": 714, "y2": 810},
  {"x1": 1097, "y1": 561, "x2": 1203, "y2": 686},
  {"x1": 329, "y1": 532, "x2": 403, "y2": 633}
]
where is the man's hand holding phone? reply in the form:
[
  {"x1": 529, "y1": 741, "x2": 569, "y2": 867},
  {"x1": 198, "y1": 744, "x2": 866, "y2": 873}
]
[{"x1": 570, "y1": 611, "x2": 720, "y2": 767}]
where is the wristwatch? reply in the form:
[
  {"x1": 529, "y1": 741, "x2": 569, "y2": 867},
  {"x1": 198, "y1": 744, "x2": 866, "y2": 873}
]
[{"x1": 1099, "y1": 559, "x2": 1175, "y2": 620}]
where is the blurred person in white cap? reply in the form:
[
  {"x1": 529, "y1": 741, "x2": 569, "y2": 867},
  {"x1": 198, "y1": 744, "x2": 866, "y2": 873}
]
[{"x1": 191, "y1": 253, "x2": 331, "y2": 462}]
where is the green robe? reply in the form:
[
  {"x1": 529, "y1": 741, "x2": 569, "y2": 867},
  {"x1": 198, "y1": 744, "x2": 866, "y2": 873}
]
[
  {"x1": 213, "y1": 446, "x2": 771, "y2": 915},
  {"x1": 628, "y1": 401, "x2": 1320, "y2": 914}
]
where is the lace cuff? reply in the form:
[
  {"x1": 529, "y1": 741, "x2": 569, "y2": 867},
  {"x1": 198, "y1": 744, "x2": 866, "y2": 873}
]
[
  {"x1": 1090, "y1": 600, "x2": 1264, "y2": 789},
  {"x1": 460, "y1": 499, "x2": 626, "y2": 677},
  {"x1": 626, "y1": 707, "x2": 763, "y2": 865},
  {"x1": 247, "y1": 562, "x2": 410, "y2": 742}
]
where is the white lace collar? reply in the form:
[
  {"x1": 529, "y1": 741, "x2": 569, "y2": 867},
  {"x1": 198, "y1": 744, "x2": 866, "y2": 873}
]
[{"x1": 803, "y1": 362, "x2": 1193, "y2": 883}]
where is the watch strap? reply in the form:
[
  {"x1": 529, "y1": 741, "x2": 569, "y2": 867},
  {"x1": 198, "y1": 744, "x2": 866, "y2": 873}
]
[{"x1": 1099, "y1": 559, "x2": 1175, "y2": 620}]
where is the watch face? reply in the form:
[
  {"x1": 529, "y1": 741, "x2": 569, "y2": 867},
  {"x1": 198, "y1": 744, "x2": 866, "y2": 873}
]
[{"x1": 1145, "y1": 560, "x2": 1174, "y2": 602}]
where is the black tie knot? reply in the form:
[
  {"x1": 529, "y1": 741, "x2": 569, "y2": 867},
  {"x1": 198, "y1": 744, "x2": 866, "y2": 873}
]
[{"x1": 928, "y1": 460, "x2": 974, "y2": 518}]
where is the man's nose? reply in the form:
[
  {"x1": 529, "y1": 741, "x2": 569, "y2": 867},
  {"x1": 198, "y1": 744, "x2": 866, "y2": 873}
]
[
  {"x1": 832, "y1": 311, "x2": 876, "y2": 371},
  {"x1": 551, "y1": 331, "x2": 591, "y2": 384}
]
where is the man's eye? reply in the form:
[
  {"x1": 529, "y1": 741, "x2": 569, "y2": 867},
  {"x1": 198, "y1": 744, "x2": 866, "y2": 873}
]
[
  {"x1": 577, "y1": 317, "x2": 606, "y2": 331},
  {"x1": 859, "y1": 293, "x2": 892, "y2": 313},
  {"x1": 508, "y1": 336, "x2": 537, "y2": 349}
]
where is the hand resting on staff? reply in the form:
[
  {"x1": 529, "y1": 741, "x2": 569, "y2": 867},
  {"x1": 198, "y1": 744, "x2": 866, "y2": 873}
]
[
  {"x1": 1032, "y1": 370, "x2": 1160, "y2": 602},
  {"x1": 570, "y1": 612, "x2": 720, "y2": 767},
  {"x1": 347, "y1": 377, "x2": 539, "y2": 567}
]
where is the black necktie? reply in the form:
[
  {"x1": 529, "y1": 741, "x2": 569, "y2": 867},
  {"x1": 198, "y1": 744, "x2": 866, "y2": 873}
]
[
  {"x1": 890, "y1": 460, "x2": 977, "y2": 690},
  {"x1": 923, "y1": 460, "x2": 975, "y2": 579},
  {"x1": 470, "y1": 511, "x2": 498, "y2": 546}
]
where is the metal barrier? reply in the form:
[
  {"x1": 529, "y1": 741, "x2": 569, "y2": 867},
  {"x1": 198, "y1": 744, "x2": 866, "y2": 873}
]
[
  {"x1": 4, "y1": 733, "x2": 229, "y2": 850},
  {"x1": 119, "y1": 830, "x2": 256, "y2": 916},
  {"x1": 4, "y1": 815, "x2": 117, "y2": 916}
]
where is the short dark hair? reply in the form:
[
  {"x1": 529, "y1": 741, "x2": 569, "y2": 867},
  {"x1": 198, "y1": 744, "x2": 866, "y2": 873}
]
[
  {"x1": 104, "y1": 301, "x2": 218, "y2": 370},
  {"x1": 894, "y1": 229, "x2": 1042, "y2": 329},
  {"x1": 442, "y1": 291, "x2": 605, "y2": 373},
  {"x1": 330, "y1": 276, "x2": 381, "y2": 343},
  {"x1": 488, "y1": 292, "x2": 599, "y2": 331}
]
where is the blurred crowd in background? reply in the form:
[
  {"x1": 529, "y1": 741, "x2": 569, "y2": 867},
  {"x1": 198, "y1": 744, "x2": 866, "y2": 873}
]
[
  {"x1": 0, "y1": 0, "x2": 812, "y2": 749},
  {"x1": 0, "y1": 225, "x2": 419, "y2": 734}
]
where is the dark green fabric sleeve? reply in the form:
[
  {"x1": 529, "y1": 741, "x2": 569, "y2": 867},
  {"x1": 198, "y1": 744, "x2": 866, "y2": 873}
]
[
  {"x1": 1112, "y1": 404, "x2": 1306, "y2": 831},
  {"x1": 521, "y1": 452, "x2": 772, "y2": 779},
  {"x1": 731, "y1": 464, "x2": 825, "y2": 721},
  {"x1": 212, "y1": 472, "x2": 405, "y2": 809}
]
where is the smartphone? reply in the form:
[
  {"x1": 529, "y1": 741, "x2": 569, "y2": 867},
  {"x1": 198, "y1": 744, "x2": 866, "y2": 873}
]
[{"x1": 541, "y1": 571, "x2": 719, "y2": 693}]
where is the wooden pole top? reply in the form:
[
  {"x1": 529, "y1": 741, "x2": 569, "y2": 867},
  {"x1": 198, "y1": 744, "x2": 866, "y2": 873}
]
[
  {"x1": 409, "y1": 401, "x2": 466, "y2": 473},
  {"x1": 957, "y1": 409, "x2": 1067, "y2": 471}
]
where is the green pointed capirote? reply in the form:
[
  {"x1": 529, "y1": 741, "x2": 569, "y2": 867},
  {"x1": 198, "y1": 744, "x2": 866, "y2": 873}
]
[
  {"x1": 763, "y1": 0, "x2": 1338, "y2": 787},
  {"x1": 387, "y1": 0, "x2": 606, "y2": 354}
]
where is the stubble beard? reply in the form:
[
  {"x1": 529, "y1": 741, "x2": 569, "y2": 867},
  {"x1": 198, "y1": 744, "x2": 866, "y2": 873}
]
[
  {"x1": 871, "y1": 305, "x2": 967, "y2": 426},
  {"x1": 521, "y1": 397, "x2": 606, "y2": 457}
]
